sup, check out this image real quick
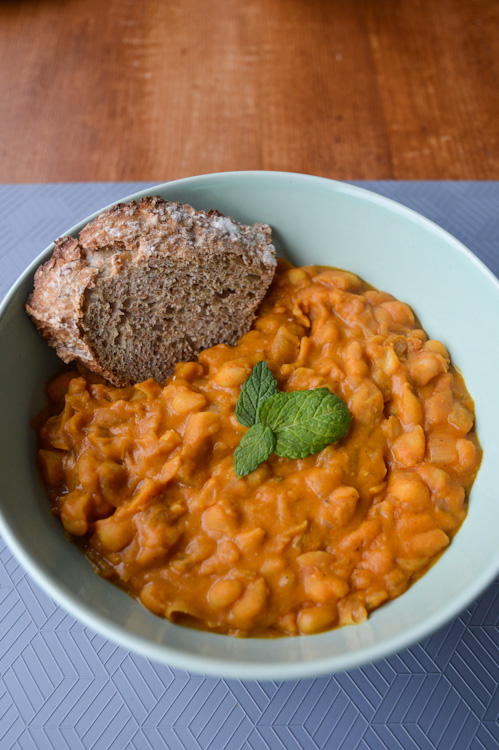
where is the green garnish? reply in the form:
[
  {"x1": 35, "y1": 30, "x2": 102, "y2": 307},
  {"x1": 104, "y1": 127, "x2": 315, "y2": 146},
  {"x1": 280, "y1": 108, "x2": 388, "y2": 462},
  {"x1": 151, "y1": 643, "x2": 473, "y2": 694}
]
[
  {"x1": 259, "y1": 388, "x2": 351, "y2": 459},
  {"x1": 233, "y1": 364, "x2": 351, "y2": 476},
  {"x1": 233, "y1": 423, "x2": 277, "y2": 477},
  {"x1": 234, "y1": 360, "x2": 279, "y2": 427}
]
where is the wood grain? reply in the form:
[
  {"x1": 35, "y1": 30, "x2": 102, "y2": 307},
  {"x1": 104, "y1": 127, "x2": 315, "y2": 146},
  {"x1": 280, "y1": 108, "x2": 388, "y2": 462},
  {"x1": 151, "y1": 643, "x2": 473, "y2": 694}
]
[{"x1": 0, "y1": 0, "x2": 497, "y2": 182}]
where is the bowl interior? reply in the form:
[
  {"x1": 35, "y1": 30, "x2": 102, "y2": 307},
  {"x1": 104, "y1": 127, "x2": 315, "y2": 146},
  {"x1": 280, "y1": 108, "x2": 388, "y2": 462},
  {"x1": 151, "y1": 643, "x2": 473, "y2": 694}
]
[{"x1": 1, "y1": 172, "x2": 498, "y2": 680}]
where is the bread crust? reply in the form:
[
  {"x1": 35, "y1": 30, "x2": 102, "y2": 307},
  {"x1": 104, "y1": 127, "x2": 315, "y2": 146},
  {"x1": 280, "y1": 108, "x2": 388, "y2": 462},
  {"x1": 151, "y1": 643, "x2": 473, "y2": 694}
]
[{"x1": 26, "y1": 197, "x2": 276, "y2": 386}]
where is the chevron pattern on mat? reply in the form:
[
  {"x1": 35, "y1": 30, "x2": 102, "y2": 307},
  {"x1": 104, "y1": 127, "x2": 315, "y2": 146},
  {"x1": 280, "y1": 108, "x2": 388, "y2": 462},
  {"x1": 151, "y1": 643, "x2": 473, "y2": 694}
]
[{"x1": 0, "y1": 182, "x2": 498, "y2": 750}]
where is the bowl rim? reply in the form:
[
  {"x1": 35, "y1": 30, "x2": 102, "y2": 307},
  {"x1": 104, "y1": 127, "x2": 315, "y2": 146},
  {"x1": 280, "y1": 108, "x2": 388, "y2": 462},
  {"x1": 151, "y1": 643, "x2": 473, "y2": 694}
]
[{"x1": 1, "y1": 170, "x2": 498, "y2": 681}]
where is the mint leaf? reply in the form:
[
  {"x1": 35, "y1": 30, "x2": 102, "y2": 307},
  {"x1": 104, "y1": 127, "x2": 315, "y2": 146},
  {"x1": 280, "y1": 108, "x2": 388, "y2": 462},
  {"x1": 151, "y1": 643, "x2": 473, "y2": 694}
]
[
  {"x1": 234, "y1": 423, "x2": 276, "y2": 477},
  {"x1": 258, "y1": 387, "x2": 351, "y2": 459},
  {"x1": 235, "y1": 361, "x2": 279, "y2": 427}
]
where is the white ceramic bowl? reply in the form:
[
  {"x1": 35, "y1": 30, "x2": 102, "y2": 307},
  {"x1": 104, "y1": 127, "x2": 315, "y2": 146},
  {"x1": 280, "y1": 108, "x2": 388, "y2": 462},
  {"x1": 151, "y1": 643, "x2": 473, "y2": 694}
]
[{"x1": 0, "y1": 172, "x2": 498, "y2": 680}]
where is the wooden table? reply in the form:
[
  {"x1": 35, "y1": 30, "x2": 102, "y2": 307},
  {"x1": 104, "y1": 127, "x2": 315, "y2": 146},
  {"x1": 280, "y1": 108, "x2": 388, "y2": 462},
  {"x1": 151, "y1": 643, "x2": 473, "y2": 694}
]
[{"x1": 1, "y1": 0, "x2": 497, "y2": 182}]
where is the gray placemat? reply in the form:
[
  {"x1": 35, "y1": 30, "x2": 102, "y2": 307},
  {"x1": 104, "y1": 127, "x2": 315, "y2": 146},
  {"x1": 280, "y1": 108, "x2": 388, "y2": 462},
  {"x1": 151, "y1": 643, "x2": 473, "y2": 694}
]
[{"x1": 0, "y1": 181, "x2": 497, "y2": 750}]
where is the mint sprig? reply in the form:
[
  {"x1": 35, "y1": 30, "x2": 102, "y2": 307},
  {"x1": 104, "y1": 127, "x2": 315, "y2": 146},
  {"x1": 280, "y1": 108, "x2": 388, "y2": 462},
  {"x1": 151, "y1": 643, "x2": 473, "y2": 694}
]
[
  {"x1": 234, "y1": 360, "x2": 279, "y2": 427},
  {"x1": 233, "y1": 364, "x2": 351, "y2": 476}
]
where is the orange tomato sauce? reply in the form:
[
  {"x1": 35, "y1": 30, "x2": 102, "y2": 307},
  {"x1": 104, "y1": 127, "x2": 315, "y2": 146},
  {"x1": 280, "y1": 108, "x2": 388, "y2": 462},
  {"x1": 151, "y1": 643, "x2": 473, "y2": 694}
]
[{"x1": 36, "y1": 261, "x2": 481, "y2": 636}]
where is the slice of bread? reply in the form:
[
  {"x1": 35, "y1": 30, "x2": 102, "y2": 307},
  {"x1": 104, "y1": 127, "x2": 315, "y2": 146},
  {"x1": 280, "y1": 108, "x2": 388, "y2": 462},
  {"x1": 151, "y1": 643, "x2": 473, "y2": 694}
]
[{"x1": 26, "y1": 196, "x2": 276, "y2": 387}]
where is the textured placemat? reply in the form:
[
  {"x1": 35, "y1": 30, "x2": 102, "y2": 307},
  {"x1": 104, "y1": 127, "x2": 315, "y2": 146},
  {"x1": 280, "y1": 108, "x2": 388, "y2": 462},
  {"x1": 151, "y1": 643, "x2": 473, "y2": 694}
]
[{"x1": 0, "y1": 181, "x2": 497, "y2": 750}]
